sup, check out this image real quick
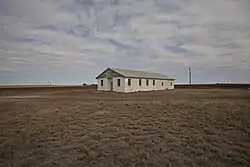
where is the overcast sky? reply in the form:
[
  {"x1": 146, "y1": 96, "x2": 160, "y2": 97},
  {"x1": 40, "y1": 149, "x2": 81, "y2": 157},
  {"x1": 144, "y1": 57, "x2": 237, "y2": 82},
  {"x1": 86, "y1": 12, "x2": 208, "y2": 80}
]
[{"x1": 1, "y1": 0, "x2": 250, "y2": 84}]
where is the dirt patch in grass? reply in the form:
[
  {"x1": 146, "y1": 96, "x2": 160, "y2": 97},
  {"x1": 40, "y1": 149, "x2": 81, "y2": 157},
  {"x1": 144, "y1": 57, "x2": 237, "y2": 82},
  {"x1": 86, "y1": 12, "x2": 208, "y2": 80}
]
[{"x1": 0, "y1": 88, "x2": 250, "y2": 167}]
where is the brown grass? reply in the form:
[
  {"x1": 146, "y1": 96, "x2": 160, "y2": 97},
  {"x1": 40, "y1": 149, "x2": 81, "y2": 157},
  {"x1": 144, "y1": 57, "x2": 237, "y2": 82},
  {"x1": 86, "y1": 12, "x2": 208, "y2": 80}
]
[{"x1": 0, "y1": 88, "x2": 250, "y2": 167}]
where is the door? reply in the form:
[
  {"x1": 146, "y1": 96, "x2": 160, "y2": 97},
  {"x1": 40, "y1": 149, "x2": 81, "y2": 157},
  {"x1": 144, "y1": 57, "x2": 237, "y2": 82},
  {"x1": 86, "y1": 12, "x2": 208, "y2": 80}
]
[
  {"x1": 108, "y1": 78, "x2": 113, "y2": 91},
  {"x1": 110, "y1": 81, "x2": 113, "y2": 91}
]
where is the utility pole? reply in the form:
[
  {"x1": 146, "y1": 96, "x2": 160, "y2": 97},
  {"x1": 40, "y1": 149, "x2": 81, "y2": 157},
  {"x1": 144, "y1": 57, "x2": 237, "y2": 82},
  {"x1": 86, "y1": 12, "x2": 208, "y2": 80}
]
[{"x1": 189, "y1": 68, "x2": 192, "y2": 89}]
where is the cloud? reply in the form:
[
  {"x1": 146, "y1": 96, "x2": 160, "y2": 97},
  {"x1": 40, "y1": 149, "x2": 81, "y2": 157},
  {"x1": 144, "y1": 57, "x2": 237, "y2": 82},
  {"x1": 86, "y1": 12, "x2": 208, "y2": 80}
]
[
  {"x1": 0, "y1": 68, "x2": 16, "y2": 73},
  {"x1": 0, "y1": 0, "x2": 250, "y2": 84}
]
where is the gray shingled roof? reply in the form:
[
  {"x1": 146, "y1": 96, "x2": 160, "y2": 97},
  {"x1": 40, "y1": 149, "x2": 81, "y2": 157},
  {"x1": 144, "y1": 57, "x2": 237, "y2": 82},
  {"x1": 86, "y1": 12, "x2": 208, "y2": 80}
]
[{"x1": 110, "y1": 68, "x2": 175, "y2": 80}]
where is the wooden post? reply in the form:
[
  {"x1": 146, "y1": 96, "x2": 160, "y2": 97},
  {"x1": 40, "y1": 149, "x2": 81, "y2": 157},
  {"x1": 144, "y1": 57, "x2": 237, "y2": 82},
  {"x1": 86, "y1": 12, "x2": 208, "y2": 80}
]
[{"x1": 189, "y1": 68, "x2": 192, "y2": 89}]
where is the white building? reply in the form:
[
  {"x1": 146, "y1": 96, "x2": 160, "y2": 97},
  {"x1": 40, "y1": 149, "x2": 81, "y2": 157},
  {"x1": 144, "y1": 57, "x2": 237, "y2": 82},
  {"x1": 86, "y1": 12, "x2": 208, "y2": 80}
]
[{"x1": 96, "y1": 68, "x2": 175, "y2": 93}]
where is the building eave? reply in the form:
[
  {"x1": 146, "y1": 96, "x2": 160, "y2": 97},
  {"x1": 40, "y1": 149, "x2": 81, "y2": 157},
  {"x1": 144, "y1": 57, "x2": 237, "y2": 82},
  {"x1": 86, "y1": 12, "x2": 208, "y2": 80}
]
[{"x1": 95, "y1": 68, "x2": 125, "y2": 79}]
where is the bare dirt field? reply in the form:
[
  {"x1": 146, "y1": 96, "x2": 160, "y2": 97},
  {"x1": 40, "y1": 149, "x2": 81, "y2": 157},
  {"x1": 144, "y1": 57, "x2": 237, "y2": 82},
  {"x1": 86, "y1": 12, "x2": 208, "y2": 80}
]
[{"x1": 0, "y1": 88, "x2": 250, "y2": 167}]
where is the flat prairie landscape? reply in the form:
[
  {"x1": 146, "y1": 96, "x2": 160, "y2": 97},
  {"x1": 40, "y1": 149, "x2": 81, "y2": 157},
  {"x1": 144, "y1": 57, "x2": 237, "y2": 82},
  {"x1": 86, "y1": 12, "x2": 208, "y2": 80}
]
[{"x1": 0, "y1": 87, "x2": 250, "y2": 167}]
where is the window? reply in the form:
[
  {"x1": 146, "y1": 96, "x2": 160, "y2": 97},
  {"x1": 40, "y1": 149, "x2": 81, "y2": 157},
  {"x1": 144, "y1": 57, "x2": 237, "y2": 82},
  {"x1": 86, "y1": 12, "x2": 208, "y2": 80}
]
[
  {"x1": 162, "y1": 82, "x2": 164, "y2": 86},
  {"x1": 139, "y1": 79, "x2": 142, "y2": 86},
  {"x1": 128, "y1": 79, "x2": 131, "y2": 86},
  {"x1": 146, "y1": 79, "x2": 149, "y2": 86},
  {"x1": 153, "y1": 80, "x2": 155, "y2": 86},
  {"x1": 101, "y1": 79, "x2": 103, "y2": 86},
  {"x1": 171, "y1": 82, "x2": 173, "y2": 86},
  {"x1": 117, "y1": 79, "x2": 120, "y2": 87}
]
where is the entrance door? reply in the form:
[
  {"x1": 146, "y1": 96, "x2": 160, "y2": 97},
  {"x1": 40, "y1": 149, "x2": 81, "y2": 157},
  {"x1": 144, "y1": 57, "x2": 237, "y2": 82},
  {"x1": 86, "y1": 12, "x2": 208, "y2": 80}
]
[
  {"x1": 110, "y1": 81, "x2": 113, "y2": 91},
  {"x1": 108, "y1": 78, "x2": 113, "y2": 91}
]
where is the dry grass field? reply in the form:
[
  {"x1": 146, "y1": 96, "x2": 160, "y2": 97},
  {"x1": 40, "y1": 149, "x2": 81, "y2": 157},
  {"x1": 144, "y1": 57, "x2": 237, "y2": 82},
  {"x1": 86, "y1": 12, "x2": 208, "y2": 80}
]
[{"x1": 0, "y1": 87, "x2": 250, "y2": 167}]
